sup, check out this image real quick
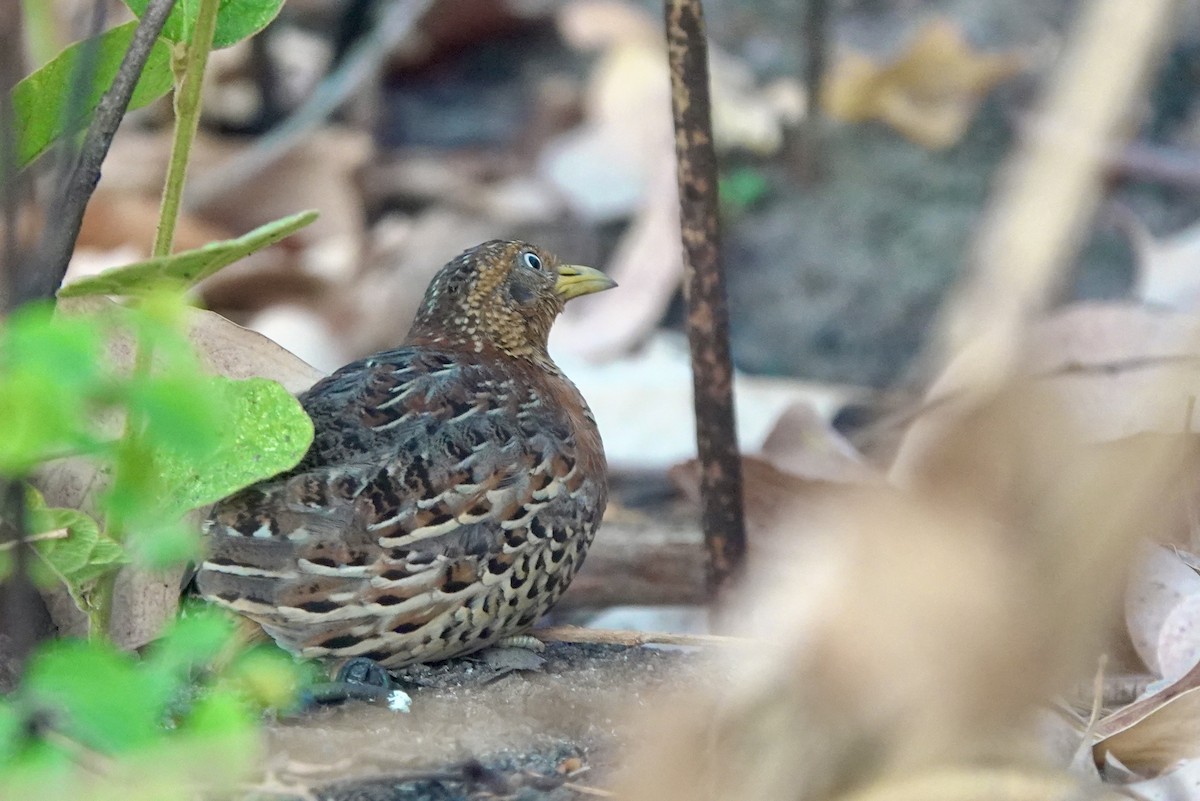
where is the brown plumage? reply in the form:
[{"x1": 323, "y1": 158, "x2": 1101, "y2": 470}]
[{"x1": 195, "y1": 241, "x2": 615, "y2": 668}]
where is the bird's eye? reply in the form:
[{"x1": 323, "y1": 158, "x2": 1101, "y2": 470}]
[{"x1": 522, "y1": 252, "x2": 543, "y2": 271}]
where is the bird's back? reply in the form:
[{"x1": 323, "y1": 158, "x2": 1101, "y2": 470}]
[{"x1": 196, "y1": 345, "x2": 607, "y2": 667}]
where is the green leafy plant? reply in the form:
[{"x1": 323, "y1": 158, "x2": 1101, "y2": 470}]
[
  {"x1": 0, "y1": 604, "x2": 307, "y2": 800},
  {"x1": 2, "y1": 0, "x2": 315, "y2": 794}
]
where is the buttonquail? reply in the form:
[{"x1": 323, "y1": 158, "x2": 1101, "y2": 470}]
[{"x1": 196, "y1": 241, "x2": 615, "y2": 668}]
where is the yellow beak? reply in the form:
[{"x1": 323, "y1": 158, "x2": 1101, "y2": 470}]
[{"x1": 555, "y1": 264, "x2": 617, "y2": 302}]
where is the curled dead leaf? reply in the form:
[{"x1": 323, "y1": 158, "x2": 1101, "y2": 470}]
[
  {"x1": 1093, "y1": 659, "x2": 1200, "y2": 774},
  {"x1": 823, "y1": 18, "x2": 1025, "y2": 150}
]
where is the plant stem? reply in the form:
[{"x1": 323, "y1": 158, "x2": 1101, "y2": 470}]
[
  {"x1": 152, "y1": 0, "x2": 221, "y2": 257},
  {"x1": 89, "y1": 570, "x2": 115, "y2": 638},
  {"x1": 20, "y1": 0, "x2": 62, "y2": 68}
]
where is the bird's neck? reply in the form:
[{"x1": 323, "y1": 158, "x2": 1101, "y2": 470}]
[{"x1": 405, "y1": 330, "x2": 559, "y2": 371}]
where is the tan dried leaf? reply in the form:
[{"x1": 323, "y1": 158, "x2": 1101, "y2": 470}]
[
  {"x1": 823, "y1": 19, "x2": 1025, "y2": 149},
  {"x1": 1094, "y1": 659, "x2": 1200, "y2": 773}
]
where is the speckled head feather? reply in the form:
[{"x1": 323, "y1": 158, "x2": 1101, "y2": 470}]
[{"x1": 406, "y1": 240, "x2": 614, "y2": 362}]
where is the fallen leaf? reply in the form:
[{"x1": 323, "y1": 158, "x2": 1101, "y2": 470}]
[
  {"x1": 1123, "y1": 757, "x2": 1200, "y2": 799},
  {"x1": 823, "y1": 18, "x2": 1025, "y2": 149},
  {"x1": 1126, "y1": 543, "x2": 1200, "y2": 677},
  {"x1": 759, "y1": 400, "x2": 878, "y2": 483},
  {"x1": 892, "y1": 302, "x2": 1200, "y2": 483},
  {"x1": 1094, "y1": 658, "x2": 1200, "y2": 773},
  {"x1": 35, "y1": 299, "x2": 322, "y2": 646}
]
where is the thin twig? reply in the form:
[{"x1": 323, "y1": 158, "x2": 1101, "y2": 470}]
[
  {"x1": 665, "y1": 0, "x2": 747, "y2": 598},
  {"x1": 18, "y1": 0, "x2": 178, "y2": 304},
  {"x1": 789, "y1": 0, "x2": 830, "y2": 180},
  {"x1": 0, "y1": 479, "x2": 43, "y2": 672},
  {"x1": 532, "y1": 624, "x2": 747, "y2": 648},
  {"x1": 184, "y1": 0, "x2": 435, "y2": 209},
  {"x1": 562, "y1": 782, "x2": 617, "y2": 798},
  {"x1": 0, "y1": 0, "x2": 24, "y2": 311},
  {"x1": 0, "y1": 529, "x2": 70, "y2": 550}
]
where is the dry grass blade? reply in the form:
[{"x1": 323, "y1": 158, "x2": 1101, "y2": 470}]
[
  {"x1": 933, "y1": 0, "x2": 1176, "y2": 389},
  {"x1": 532, "y1": 625, "x2": 746, "y2": 648},
  {"x1": 1093, "y1": 658, "x2": 1200, "y2": 773}
]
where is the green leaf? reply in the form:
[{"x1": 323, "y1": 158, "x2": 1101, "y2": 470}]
[
  {"x1": 0, "y1": 303, "x2": 108, "y2": 473},
  {"x1": 125, "y1": 374, "x2": 224, "y2": 459},
  {"x1": 23, "y1": 640, "x2": 174, "y2": 753},
  {"x1": 158, "y1": 377, "x2": 313, "y2": 510},
  {"x1": 181, "y1": 691, "x2": 254, "y2": 737},
  {"x1": 23, "y1": 489, "x2": 126, "y2": 594},
  {"x1": 719, "y1": 167, "x2": 770, "y2": 213},
  {"x1": 144, "y1": 607, "x2": 235, "y2": 681},
  {"x1": 126, "y1": 518, "x2": 202, "y2": 569},
  {"x1": 11, "y1": 21, "x2": 173, "y2": 169},
  {"x1": 122, "y1": 0, "x2": 286, "y2": 50},
  {"x1": 0, "y1": 702, "x2": 25, "y2": 764},
  {"x1": 58, "y1": 211, "x2": 319, "y2": 297},
  {"x1": 224, "y1": 645, "x2": 304, "y2": 710}
]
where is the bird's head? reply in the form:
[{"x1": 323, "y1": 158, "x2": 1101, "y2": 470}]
[{"x1": 406, "y1": 240, "x2": 617, "y2": 361}]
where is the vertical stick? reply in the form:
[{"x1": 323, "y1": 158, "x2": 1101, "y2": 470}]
[
  {"x1": 18, "y1": 0, "x2": 177, "y2": 304},
  {"x1": 0, "y1": 0, "x2": 23, "y2": 311},
  {"x1": 665, "y1": 0, "x2": 747, "y2": 597},
  {"x1": 791, "y1": 0, "x2": 830, "y2": 180}
]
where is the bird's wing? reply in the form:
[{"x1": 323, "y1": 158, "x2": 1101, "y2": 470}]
[{"x1": 196, "y1": 349, "x2": 594, "y2": 660}]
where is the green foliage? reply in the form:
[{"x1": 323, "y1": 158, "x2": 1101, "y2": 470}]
[
  {"x1": 719, "y1": 166, "x2": 770, "y2": 214},
  {"x1": 122, "y1": 0, "x2": 287, "y2": 50},
  {"x1": 0, "y1": 292, "x2": 313, "y2": 601},
  {"x1": 158, "y1": 376, "x2": 314, "y2": 512},
  {"x1": 7, "y1": 489, "x2": 128, "y2": 617},
  {"x1": 2, "y1": 2, "x2": 319, "y2": 796},
  {"x1": 59, "y1": 211, "x2": 320, "y2": 298},
  {"x1": 11, "y1": 21, "x2": 173, "y2": 169},
  {"x1": 0, "y1": 304, "x2": 107, "y2": 473},
  {"x1": 0, "y1": 608, "x2": 305, "y2": 798}
]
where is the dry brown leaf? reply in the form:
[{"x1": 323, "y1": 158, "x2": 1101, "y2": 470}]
[
  {"x1": 1126, "y1": 543, "x2": 1200, "y2": 678},
  {"x1": 893, "y1": 303, "x2": 1200, "y2": 481},
  {"x1": 669, "y1": 402, "x2": 878, "y2": 534},
  {"x1": 669, "y1": 455, "x2": 839, "y2": 536},
  {"x1": 186, "y1": 305, "x2": 325, "y2": 393},
  {"x1": 1094, "y1": 659, "x2": 1200, "y2": 773},
  {"x1": 1123, "y1": 758, "x2": 1200, "y2": 799},
  {"x1": 823, "y1": 18, "x2": 1025, "y2": 149},
  {"x1": 759, "y1": 400, "x2": 878, "y2": 483}
]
